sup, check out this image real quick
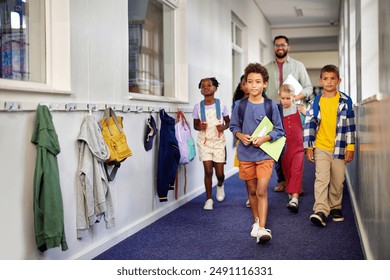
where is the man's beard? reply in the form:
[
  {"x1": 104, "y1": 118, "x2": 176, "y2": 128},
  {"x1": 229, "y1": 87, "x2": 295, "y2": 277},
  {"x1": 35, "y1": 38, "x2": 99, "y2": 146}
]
[{"x1": 275, "y1": 51, "x2": 287, "y2": 59}]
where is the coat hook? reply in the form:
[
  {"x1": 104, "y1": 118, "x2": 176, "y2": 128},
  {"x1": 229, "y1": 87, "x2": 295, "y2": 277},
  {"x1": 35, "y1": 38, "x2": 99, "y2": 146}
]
[
  {"x1": 122, "y1": 105, "x2": 131, "y2": 113},
  {"x1": 4, "y1": 101, "x2": 21, "y2": 111},
  {"x1": 39, "y1": 102, "x2": 53, "y2": 111},
  {"x1": 87, "y1": 103, "x2": 97, "y2": 113},
  {"x1": 136, "y1": 106, "x2": 143, "y2": 113},
  {"x1": 65, "y1": 103, "x2": 77, "y2": 111}
]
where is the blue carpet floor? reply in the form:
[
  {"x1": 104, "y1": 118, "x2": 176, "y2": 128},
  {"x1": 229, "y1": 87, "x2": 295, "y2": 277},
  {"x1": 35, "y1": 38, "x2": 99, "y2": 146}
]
[{"x1": 95, "y1": 159, "x2": 364, "y2": 260}]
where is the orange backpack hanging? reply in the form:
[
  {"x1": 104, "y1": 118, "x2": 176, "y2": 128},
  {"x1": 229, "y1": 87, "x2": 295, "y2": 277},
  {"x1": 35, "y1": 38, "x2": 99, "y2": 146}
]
[{"x1": 100, "y1": 107, "x2": 132, "y2": 181}]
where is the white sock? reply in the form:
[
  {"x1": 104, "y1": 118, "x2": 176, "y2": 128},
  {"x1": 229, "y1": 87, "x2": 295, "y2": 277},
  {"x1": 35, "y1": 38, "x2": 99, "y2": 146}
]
[{"x1": 290, "y1": 197, "x2": 299, "y2": 205}]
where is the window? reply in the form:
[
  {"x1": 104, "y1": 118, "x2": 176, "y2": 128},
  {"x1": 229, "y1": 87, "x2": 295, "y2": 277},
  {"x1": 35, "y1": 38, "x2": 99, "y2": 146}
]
[
  {"x1": 231, "y1": 13, "x2": 246, "y2": 96},
  {"x1": 379, "y1": 0, "x2": 390, "y2": 95},
  {"x1": 0, "y1": 0, "x2": 70, "y2": 94},
  {"x1": 0, "y1": 0, "x2": 45, "y2": 83},
  {"x1": 259, "y1": 40, "x2": 266, "y2": 64},
  {"x1": 128, "y1": 0, "x2": 176, "y2": 97}
]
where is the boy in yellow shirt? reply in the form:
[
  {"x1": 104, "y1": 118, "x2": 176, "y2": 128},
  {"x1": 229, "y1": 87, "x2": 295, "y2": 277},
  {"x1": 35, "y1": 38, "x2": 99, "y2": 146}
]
[{"x1": 303, "y1": 64, "x2": 356, "y2": 227}]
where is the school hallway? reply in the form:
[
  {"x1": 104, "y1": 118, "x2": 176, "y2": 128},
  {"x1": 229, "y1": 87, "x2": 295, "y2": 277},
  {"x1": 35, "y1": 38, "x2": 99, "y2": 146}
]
[
  {"x1": 94, "y1": 158, "x2": 364, "y2": 260},
  {"x1": 2, "y1": 0, "x2": 390, "y2": 266}
]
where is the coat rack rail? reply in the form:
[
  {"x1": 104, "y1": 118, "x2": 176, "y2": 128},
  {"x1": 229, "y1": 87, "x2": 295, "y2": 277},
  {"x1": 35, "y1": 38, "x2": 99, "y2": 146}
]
[{"x1": 0, "y1": 101, "x2": 193, "y2": 114}]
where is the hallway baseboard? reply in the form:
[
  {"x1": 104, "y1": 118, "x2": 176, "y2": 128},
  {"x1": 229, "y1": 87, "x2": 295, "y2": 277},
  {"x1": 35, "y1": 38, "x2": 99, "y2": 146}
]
[{"x1": 345, "y1": 171, "x2": 372, "y2": 260}]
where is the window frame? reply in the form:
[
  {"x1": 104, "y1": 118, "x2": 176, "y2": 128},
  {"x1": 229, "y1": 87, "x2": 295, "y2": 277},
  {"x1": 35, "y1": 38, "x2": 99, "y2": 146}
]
[
  {"x1": 0, "y1": 0, "x2": 71, "y2": 95},
  {"x1": 231, "y1": 13, "x2": 247, "y2": 98},
  {"x1": 128, "y1": 0, "x2": 188, "y2": 103}
]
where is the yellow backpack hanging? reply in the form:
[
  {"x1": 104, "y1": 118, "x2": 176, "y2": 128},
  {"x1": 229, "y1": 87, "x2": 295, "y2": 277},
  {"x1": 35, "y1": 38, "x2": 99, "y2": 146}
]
[{"x1": 100, "y1": 107, "x2": 132, "y2": 181}]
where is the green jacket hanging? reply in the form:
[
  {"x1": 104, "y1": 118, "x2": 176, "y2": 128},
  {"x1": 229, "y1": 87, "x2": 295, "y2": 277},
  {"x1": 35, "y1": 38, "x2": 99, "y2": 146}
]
[{"x1": 31, "y1": 105, "x2": 68, "y2": 252}]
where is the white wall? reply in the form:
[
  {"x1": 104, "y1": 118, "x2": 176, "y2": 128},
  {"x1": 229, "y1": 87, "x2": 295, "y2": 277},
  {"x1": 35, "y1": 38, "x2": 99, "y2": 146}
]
[
  {"x1": 0, "y1": 0, "x2": 272, "y2": 260},
  {"x1": 339, "y1": 0, "x2": 390, "y2": 260},
  {"x1": 291, "y1": 51, "x2": 339, "y2": 87},
  {"x1": 359, "y1": 0, "x2": 379, "y2": 100}
]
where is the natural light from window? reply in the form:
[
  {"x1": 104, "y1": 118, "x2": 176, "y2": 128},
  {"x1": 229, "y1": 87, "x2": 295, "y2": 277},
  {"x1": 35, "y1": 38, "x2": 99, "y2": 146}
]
[
  {"x1": 0, "y1": 0, "x2": 45, "y2": 83},
  {"x1": 128, "y1": 0, "x2": 175, "y2": 98}
]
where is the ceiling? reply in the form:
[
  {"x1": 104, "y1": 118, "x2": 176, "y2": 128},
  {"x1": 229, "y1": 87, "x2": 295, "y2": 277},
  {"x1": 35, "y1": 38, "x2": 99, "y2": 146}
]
[{"x1": 254, "y1": 0, "x2": 341, "y2": 52}]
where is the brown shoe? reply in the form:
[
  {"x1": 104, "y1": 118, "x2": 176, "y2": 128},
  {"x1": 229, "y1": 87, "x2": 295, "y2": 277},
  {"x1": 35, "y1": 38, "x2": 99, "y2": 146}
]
[{"x1": 274, "y1": 181, "x2": 286, "y2": 192}]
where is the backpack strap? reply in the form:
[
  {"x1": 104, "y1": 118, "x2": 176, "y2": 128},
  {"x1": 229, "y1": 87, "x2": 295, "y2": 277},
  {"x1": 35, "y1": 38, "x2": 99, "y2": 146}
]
[
  {"x1": 215, "y1": 98, "x2": 222, "y2": 138},
  {"x1": 176, "y1": 110, "x2": 190, "y2": 128},
  {"x1": 200, "y1": 100, "x2": 206, "y2": 122},
  {"x1": 238, "y1": 98, "x2": 275, "y2": 125},
  {"x1": 175, "y1": 170, "x2": 178, "y2": 200},
  {"x1": 215, "y1": 98, "x2": 221, "y2": 120},
  {"x1": 277, "y1": 103, "x2": 284, "y2": 128},
  {"x1": 237, "y1": 97, "x2": 248, "y2": 126},
  {"x1": 104, "y1": 107, "x2": 123, "y2": 135},
  {"x1": 313, "y1": 94, "x2": 321, "y2": 122},
  {"x1": 200, "y1": 98, "x2": 221, "y2": 121},
  {"x1": 199, "y1": 101, "x2": 207, "y2": 144},
  {"x1": 174, "y1": 165, "x2": 187, "y2": 200},
  {"x1": 104, "y1": 162, "x2": 121, "y2": 182},
  {"x1": 312, "y1": 92, "x2": 353, "y2": 121},
  {"x1": 199, "y1": 98, "x2": 222, "y2": 142},
  {"x1": 264, "y1": 98, "x2": 273, "y2": 121}
]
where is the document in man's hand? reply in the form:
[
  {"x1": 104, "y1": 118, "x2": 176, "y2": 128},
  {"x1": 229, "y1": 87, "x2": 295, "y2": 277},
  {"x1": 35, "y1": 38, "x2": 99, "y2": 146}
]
[
  {"x1": 251, "y1": 116, "x2": 286, "y2": 161},
  {"x1": 283, "y1": 74, "x2": 302, "y2": 95},
  {"x1": 283, "y1": 74, "x2": 303, "y2": 105}
]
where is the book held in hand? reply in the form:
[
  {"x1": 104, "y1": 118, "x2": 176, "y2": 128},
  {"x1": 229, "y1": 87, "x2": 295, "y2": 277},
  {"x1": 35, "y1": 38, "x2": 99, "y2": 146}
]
[{"x1": 251, "y1": 116, "x2": 286, "y2": 161}]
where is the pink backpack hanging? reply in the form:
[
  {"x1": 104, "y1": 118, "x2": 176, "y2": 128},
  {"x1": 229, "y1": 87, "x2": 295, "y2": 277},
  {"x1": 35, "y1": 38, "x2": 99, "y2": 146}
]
[
  {"x1": 175, "y1": 110, "x2": 196, "y2": 164},
  {"x1": 174, "y1": 110, "x2": 196, "y2": 199}
]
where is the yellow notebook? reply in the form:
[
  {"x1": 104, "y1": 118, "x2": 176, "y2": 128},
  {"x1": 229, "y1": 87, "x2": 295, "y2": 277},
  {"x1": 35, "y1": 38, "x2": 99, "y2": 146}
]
[{"x1": 251, "y1": 116, "x2": 286, "y2": 161}]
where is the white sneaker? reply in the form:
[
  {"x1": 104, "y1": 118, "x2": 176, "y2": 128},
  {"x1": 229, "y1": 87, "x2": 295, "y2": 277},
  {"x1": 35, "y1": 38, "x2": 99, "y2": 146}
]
[
  {"x1": 250, "y1": 222, "x2": 259, "y2": 237},
  {"x1": 203, "y1": 199, "x2": 213, "y2": 210},
  {"x1": 245, "y1": 199, "x2": 251, "y2": 208},
  {"x1": 257, "y1": 228, "x2": 272, "y2": 244},
  {"x1": 216, "y1": 185, "x2": 225, "y2": 202}
]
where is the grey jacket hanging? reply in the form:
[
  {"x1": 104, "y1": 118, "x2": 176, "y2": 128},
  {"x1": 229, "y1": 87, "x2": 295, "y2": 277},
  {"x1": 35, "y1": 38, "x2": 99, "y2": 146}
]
[{"x1": 77, "y1": 115, "x2": 114, "y2": 238}]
